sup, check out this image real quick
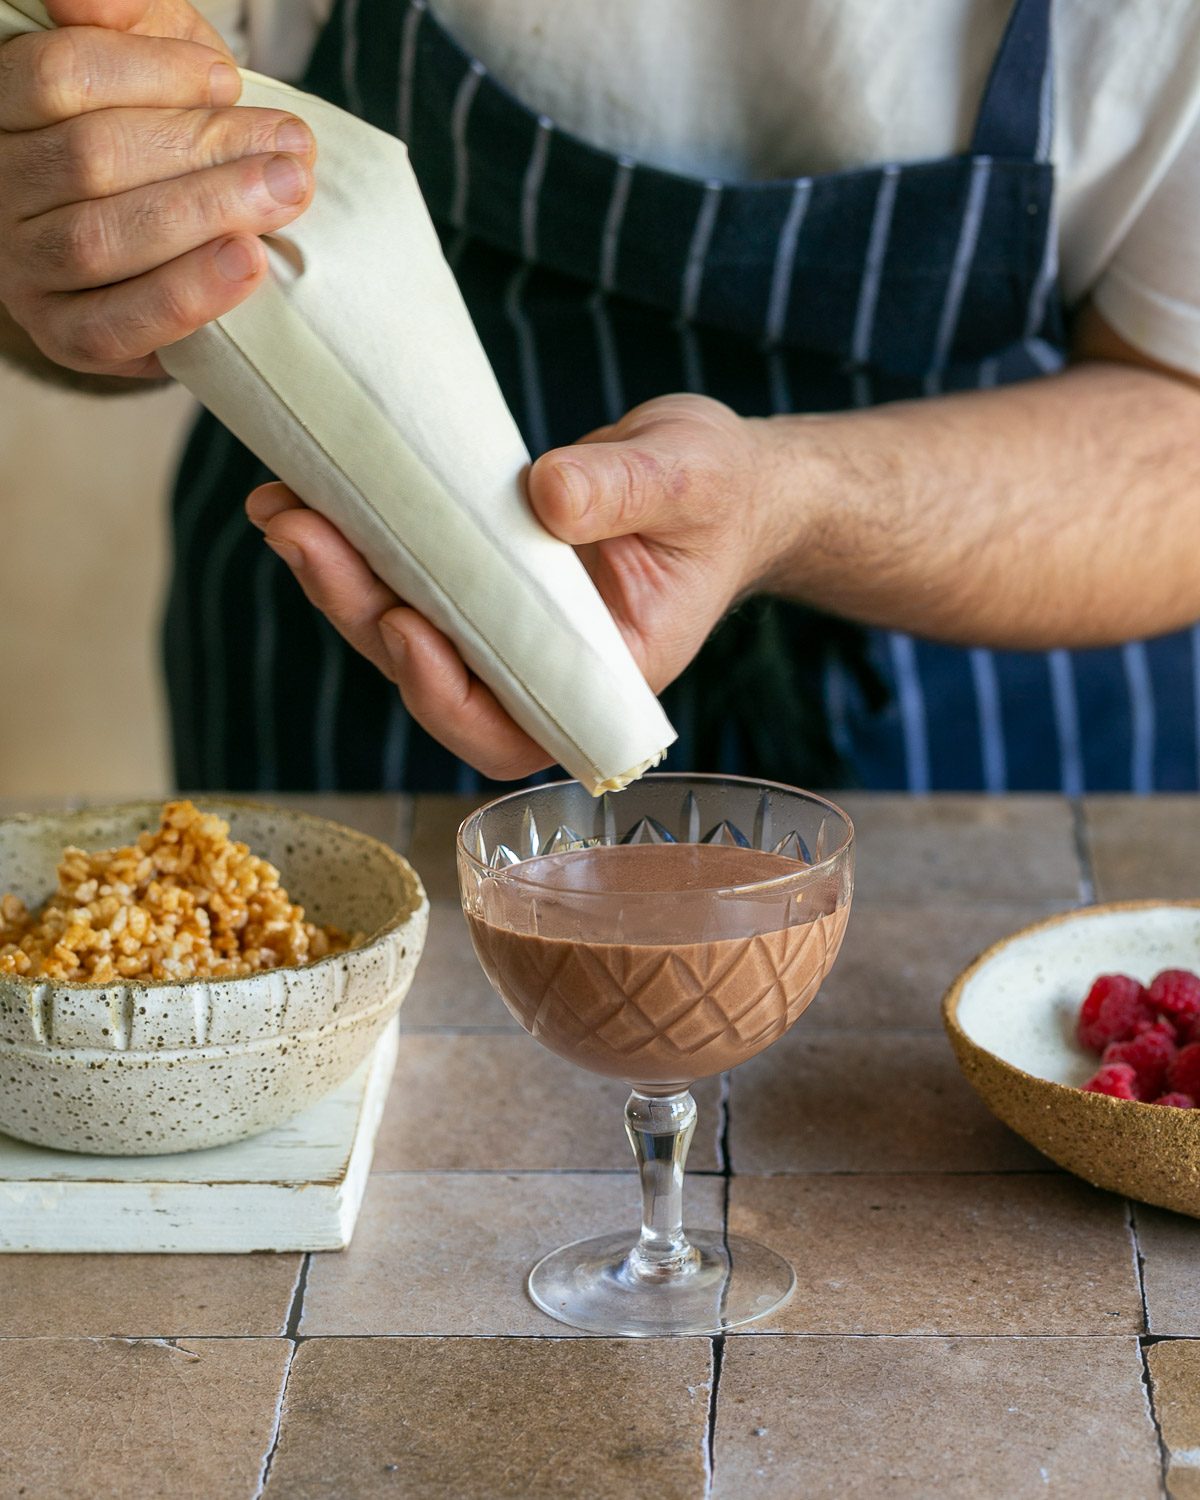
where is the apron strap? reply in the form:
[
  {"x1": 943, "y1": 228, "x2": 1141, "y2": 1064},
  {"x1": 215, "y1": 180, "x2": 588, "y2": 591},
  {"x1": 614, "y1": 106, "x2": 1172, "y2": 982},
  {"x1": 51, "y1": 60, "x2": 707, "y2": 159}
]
[{"x1": 969, "y1": 0, "x2": 1054, "y2": 163}]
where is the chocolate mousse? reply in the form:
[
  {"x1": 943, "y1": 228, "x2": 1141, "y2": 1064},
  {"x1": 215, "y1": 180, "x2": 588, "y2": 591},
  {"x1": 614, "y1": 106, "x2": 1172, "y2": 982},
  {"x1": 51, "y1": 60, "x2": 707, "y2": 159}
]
[{"x1": 466, "y1": 842, "x2": 849, "y2": 1090}]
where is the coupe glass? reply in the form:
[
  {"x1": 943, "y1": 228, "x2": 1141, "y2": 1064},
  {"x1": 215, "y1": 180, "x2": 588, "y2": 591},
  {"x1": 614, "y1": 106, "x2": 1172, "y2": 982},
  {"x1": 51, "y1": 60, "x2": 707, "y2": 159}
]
[{"x1": 457, "y1": 774, "x2": 853, "y2": 1336}]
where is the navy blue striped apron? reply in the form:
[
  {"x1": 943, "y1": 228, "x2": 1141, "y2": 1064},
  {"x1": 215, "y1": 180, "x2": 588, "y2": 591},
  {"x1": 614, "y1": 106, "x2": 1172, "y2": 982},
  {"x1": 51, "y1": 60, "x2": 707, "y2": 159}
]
[{"x1": 164, "y1": 0, "x2": 1198, "y2": 794}]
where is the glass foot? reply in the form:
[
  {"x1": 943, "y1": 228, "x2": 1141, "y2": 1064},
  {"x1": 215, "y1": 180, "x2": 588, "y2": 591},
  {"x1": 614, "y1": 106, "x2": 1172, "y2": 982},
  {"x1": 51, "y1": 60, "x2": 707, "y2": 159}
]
[{"x1": 528, "y1": 1229, "x2": 795, "y2": 1336}]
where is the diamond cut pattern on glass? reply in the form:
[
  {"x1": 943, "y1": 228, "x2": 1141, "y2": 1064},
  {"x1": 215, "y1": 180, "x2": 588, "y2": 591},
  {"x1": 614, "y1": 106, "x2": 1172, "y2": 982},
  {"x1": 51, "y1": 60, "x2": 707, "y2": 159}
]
[
  {"x1": 473, "y1": 905, "x2": 849, "y2": 1080},
  {"x1": 621, "y1": 817, "x2": 676, "y2": 845},
  {"x1": 486, "y1": 790, "x2": 816, "y2": 866},
  {"x1": 467, "y1": 783, "x2": 850, "y2": 1084}
]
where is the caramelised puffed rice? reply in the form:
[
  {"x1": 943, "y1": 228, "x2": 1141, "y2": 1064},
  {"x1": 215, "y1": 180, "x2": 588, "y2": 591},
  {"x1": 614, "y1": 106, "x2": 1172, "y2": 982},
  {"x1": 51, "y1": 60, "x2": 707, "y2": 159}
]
[{"x1": 0, "y1": 801, "x2": 351, "y2": 983}]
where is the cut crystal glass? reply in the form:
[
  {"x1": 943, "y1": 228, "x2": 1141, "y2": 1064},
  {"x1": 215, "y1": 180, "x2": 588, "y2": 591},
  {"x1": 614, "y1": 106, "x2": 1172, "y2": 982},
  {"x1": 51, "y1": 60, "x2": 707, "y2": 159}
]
[{"x1": 457, "y1": 774, "x2": 854, "y2": 1336}]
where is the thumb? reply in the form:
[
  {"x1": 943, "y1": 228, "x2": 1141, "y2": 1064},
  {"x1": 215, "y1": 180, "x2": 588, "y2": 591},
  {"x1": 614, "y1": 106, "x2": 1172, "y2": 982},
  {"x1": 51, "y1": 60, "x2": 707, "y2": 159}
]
[
  {"x1": 44, "y1": 0, "x2": 232, "y2": 50},
  {"x1": 529, "y1": 441, "x2": 676, "y2": 546}
]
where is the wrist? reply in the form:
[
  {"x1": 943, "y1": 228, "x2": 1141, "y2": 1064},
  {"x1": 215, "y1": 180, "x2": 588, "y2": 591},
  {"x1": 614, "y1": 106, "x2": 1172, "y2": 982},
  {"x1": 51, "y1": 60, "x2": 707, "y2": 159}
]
[{"x1": 741, "y1": 412, "x2": 845, "y2": 599}]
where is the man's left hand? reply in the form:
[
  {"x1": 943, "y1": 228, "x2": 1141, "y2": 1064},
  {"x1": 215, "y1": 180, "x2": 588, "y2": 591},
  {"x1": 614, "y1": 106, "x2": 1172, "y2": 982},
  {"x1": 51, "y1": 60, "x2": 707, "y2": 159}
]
[{"x1": 245, "y1": 393, "x2": 791, "y2": 780}]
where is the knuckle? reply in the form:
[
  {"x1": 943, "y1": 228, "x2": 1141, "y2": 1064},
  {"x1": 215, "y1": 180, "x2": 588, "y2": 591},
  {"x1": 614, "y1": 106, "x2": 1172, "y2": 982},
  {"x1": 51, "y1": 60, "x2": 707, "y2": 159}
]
[
  {"x1": 31, "y1": 202, "x2": 110, "y2": 281},
  {"x1": 191, "y1": 108, "x2": 231, "y2": 163},
  {"x1": 144, "y1": 171, "x2": 223, "y2": 242},
  {"x1": 58, "y1": 113, "x2": 122, "y2": 199},
  {"x1": 612, "y1": 446, "x2": 664, "y2": 522},
  {"x1": 29, "y1": 30, "x2": 89, "y2": 119},
  {"x1": 196, "y1": 107, "x2": 269, "y2": 165},
  {"x1": 149, "y1": 275, "x2": 200, "y2": 338}
]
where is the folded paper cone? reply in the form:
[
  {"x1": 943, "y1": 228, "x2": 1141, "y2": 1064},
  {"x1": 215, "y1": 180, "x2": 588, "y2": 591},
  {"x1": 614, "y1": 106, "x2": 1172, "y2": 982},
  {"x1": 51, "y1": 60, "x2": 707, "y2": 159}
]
[{"x1": 0, "y1": 2, "x2": 676, "y2": 794}]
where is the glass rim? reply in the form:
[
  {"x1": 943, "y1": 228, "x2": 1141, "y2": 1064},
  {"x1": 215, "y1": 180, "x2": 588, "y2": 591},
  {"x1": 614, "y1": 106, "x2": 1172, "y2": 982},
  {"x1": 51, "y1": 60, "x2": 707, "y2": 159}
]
[{"x1": 455, "y1": 772, "x2": 855, "y2": 897}]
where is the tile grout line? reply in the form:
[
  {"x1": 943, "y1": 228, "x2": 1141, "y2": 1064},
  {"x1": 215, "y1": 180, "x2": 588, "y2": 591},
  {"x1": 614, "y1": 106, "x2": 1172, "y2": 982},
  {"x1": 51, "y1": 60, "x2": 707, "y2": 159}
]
[
  {"x1": 366, "y1": 1166, "x2": 1063, "y2": 1179},
  {"x1": 0, "y1": 1330, "x2": 1183, "y2": 1345},
  {"x1": 704, "y1": 1336, "x2": 724, "y2": 1497},
  {"x1": 704, "y1": 1070, "x2": 733, "y2": 1498},
  {"x1": 1138, "y1": 1336, "x2": 1171, "y2": 1499},
  {"x1": 254, "y1": 1340, "x2": 297, "y2": 1499},
  {"x1": 252, "y1": 1252, "x2": 312, "y2": 1498},
  {"x1": 285, "y1": 1253, "x2": 312, "y2": 1341},
  {"x1": 1127, "y1": 1202, "x2": 1170, "y2": 1496},
  {"x1": 1125, "y1": 1201, "x2": 1151, "y2": 1338},
  {"x1": 1069, "y1": 798, "x2": 1097, "y2": 905}
]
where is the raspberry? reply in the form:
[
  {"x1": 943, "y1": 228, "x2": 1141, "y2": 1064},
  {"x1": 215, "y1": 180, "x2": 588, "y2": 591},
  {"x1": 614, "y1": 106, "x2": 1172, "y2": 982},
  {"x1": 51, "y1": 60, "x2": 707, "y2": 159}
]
[
  {"x1": 1077, "y1": 974, "x2": 1154, "y2": 1053},
  {"x1": 1148, "y1": 970, "x2": 1200, "y2": 1031},
  {"x1": 1152, "y1": 1013, "x2": 1187, "y2": 1045},
  {"x1": 1167, "y1": 1042, "x2": 1200, "y2": 1099},
  {"x1": 1081, "y1": 1062, "x2": 1139, "y2": 1100},
  {"x1": 1151, "y1": 1093, "x2": 1195, "y2": 1109},
  {"x1": 1102, "y1": 1023, "x2": 1177, "y2": 1100}
]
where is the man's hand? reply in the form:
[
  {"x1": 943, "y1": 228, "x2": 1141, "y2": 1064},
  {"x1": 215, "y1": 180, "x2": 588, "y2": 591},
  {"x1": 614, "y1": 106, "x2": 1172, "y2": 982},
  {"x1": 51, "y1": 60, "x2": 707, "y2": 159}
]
[
  {"x1": 0, "y1": 0, "x2": 315, "y2": 380},
  {"x1": 246, "y1": 395, "x2": 791, "y2": 781},
  {"x1": 246, "y1": 306, "x2": 1200, "y2": 783}
]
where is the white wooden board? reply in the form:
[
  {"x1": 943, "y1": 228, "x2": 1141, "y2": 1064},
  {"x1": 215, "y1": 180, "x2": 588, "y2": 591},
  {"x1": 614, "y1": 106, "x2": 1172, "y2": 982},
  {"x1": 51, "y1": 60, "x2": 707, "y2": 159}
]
[{"x1": 0, "y1": 1021, "x2": 399, "y2": 1253}]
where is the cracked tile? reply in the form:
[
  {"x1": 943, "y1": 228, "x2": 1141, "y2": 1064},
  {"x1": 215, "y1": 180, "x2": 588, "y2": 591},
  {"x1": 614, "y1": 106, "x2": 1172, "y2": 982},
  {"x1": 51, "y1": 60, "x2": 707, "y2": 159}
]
[
  {"x1": 1083, "y1": 797, "x2": 1200, "y2": 902},
  {"x1": 0, "y1": 1252, "x2": 301, "y2": 1338},
  {"x1": 1136, "y1": 1205, "x2": 1200, "y2": 1335},
  {"x1": 840, "y1": 796, "x2": 1080, "y2": 905},
  {"x1": 0, "y1": 1336, "x2": 289, "y2": 1499},
  {"x1": 807, "y1": 900, "x2": 1071, "y2": 1029},
  {"x1": 729, "y1": 1173, "x2": 1141, "y2": 1334},
  {"x1": 374, "y1": 1033, "x2": 722, "y2": 1171},
  {"x1": 732, "y1": 1027, "x2": 1046, "y2": 1173},
  {"x1": 714, "y1": 1335, "x2": 1158, "y2": 1498},
  {"x1": 266, "y1": 1336, "x2": 711, "y2": 1498},
  {"x1": 1147, "y1": 1339, "x2": 1200, "y2": 1499},
  {"x1": 302, "y1": 1171, "x2": 724, "y2": 1336}
]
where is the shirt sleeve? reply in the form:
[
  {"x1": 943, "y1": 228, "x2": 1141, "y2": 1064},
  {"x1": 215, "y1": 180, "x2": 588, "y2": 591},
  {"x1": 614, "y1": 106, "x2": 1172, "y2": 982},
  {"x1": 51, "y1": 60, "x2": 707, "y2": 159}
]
[{"x1": 1092, "y1": 106, "x2": 1200, "y2": 379}]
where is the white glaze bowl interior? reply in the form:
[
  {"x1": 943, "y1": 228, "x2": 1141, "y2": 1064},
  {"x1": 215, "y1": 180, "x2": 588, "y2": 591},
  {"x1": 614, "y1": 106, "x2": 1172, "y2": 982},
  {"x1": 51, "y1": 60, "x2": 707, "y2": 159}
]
[{"x1": 957, "y1": 904, "x2": 1200, "y2": 1085}]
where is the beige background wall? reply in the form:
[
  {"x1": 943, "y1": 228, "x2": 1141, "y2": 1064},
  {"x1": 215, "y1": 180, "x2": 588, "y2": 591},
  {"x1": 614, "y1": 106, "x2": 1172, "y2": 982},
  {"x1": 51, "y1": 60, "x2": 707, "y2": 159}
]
[{"x1": 0, "y1": 364, "x2": 196, "y2": 799}]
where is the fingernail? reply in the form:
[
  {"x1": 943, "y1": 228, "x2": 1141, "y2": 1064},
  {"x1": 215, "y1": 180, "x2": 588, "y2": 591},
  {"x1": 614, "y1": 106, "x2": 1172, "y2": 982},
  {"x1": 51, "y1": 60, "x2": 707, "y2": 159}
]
[
  {"x1": 275, "y1": 118, "x2": 314, "y2": 156},
  {"x1": 263, "y1": 153, "x2": 308, "y2": 206},
  {"x1": 215, "y1": 237, "x2": 259, "y2": 282},
  {"x1": 553, "y1": 461, "x2": 591, "y2": 520},
  {"x1": 209, "y1": 62, "x2": 241, "y2": 107},
  {"x1": 266, "y1": 536, "x2": 304, "y2": 569}
]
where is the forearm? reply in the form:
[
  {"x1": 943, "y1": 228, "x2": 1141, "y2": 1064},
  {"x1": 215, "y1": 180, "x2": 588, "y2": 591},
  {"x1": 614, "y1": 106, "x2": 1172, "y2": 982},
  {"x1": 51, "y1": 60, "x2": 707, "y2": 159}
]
[
  {"x1": 761, "y1": 358, "x2": 1200, "y2": 650},
  {"x1": 0, "y1": 300, "x2": 161, "y2": 395}
]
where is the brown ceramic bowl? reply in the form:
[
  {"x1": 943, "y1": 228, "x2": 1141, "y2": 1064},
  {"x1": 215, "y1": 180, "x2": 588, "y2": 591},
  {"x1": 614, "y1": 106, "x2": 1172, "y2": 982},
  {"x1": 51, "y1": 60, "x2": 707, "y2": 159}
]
[{"x1": 943, "y1": 901, "x2": 1200, "y2": 1218}]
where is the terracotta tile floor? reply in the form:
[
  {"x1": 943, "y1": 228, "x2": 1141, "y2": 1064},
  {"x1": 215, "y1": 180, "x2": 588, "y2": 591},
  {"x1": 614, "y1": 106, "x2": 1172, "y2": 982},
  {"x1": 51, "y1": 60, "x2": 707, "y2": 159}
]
[{"x1": 3, "y1": 793, "x2": 1199, "y2": 1499}]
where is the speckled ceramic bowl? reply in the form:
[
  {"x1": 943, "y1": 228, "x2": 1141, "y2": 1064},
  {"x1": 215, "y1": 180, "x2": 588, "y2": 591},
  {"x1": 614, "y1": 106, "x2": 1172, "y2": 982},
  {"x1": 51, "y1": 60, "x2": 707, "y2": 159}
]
[
  {"x1": 0, "y1": 800, "x2": 427, "y2": 1154},
  {"x1": 944, "y1": 901, "x2": 1200, "y2": 1217}
]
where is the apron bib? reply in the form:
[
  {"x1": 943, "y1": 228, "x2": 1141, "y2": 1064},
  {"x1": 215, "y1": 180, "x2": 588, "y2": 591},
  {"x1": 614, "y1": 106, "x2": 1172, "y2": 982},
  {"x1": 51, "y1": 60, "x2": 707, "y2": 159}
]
[{"x1": 163, "y1": 0, "x2": 1197, "y2": 794}]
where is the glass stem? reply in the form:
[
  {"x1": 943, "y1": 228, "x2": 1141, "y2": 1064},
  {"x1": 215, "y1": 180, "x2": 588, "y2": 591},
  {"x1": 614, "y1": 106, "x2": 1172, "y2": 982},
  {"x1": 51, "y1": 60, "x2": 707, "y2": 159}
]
[{"x1": 624, "y1": 1088, "x2": 700, "y2": 1279}]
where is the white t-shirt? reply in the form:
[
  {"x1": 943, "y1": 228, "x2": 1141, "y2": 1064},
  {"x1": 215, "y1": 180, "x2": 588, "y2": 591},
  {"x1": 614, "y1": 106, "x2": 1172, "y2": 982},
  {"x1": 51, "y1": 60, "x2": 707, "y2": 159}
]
[{"x1": 210, "y1": 0, "x2": 1200, "y2": 379}]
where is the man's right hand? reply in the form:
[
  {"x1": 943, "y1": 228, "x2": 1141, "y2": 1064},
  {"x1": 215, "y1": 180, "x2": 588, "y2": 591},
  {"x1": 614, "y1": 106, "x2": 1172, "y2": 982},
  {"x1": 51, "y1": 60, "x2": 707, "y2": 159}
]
[{"x1": 0, "y1": 0, "x2": 315, "y2": 379}]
